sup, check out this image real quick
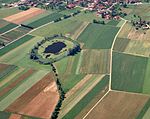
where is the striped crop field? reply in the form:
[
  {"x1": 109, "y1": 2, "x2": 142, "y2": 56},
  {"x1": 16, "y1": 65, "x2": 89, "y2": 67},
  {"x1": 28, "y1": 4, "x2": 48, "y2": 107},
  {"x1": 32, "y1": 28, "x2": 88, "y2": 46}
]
[
  {"x1": 0, "y1": 68, "x2": 59, "y2": 119},
  {"x1": 0, "y1": 35, "x2": 34, "y2": 56},
  {"x1": 27, "y1": 12, "x2": 63, "y2": 28},
  {"x1": 0, "y1": 19, "x2": 18, "y2": 34},
  {"x1": 59, "y1": 75, "x2": 109, "y2": 119},
  {"x1": 31, "y1": 19, "x2": 83, "y2": 37},
  {"x1": 111, "y1": 51, "x2": 149, "y2": 94},
  {"x1": 0, "y1": 36, "x2": 51, "y2": 70},
  {"x1": 77, "y1": 23, "x2": 120, "y2": 49},
  {"x1": 78, "y1": 49, "x2": 110, "y2": 74}
]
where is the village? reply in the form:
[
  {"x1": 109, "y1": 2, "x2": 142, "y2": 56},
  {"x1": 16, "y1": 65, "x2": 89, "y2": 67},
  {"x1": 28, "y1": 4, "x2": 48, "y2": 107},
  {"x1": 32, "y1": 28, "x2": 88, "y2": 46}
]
[{"x1": 1, "y1": 0, "x2": 143, "y2": 20}]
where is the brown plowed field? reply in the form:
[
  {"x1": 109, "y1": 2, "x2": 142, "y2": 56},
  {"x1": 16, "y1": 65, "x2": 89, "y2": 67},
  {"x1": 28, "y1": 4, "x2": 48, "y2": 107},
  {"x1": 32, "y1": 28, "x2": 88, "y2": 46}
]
[
  {"x1": 0, "y1": 69, "x2": 36, "y2": 97},
  {"x1": 3, "y1": 8, "x2": 45, "y2": 24},
  {"x1": 6, "y1": 73, "x2": 59, "y2": 119},
  {"x1": 84, "y1": 91, "x2": 149, "y2": 119},
  {"x1": 0, "y1": 63, "x2": 9, "y2": 72}
]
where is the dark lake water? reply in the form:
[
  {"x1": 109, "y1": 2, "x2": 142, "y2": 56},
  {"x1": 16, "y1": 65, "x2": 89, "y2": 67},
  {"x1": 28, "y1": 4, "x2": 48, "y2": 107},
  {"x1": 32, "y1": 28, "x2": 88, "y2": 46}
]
[{"x1": 44, "y1": 42, "x2": 66, "y2": 54}]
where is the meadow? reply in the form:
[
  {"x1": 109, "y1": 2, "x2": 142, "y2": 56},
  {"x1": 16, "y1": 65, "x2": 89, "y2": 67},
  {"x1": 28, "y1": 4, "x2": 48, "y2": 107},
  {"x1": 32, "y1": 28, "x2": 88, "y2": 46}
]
[
  {"x1": 0, "y1": 35, "x2": 34, "y2": 56},
  {"x1": 31, "y1": 19, "x2": 83, "y2": 37},
  {"x1": 77, "y1": 23, "x2": 119, "y2": 49},
  {"x1": 111, "y1": 51, "x2": 148, "y2": 94},
  {"x1": 28, "y1": 13, "x2": 63, "y2": 28}
]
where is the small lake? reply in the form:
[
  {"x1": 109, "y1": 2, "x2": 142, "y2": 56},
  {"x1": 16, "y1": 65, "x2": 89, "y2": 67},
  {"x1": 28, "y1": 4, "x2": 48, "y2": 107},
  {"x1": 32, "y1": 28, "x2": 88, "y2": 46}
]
[{"x1": 44, "y1": 42, "x2": 66, "y2": 54}]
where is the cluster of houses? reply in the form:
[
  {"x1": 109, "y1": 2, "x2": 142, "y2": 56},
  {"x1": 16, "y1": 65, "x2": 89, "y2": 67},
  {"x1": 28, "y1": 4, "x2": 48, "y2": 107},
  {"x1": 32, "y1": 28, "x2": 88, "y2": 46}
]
[
  {"x1": 1, "y1": 0, "x2": 142, "y2": 20},
  {"x1": 132, "y1": 19, "x2": 150, "y2": 30},
  {"x1": 66, "y1": 0, "x2": 141, "y2": 20}
]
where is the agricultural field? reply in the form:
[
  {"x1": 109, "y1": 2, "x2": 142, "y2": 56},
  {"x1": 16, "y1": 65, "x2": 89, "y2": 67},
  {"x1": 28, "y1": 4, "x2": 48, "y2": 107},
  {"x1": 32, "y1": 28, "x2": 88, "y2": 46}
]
[
  {"x1": 0, "y1": 19, "x2": 18, "y2": 34},
  {"x1": 0, "y1": 36, "x2": 51, "y2": 70},
  {"x1": 0, "y1": 2, "x2": 150, "y2": 119},
  {"x1": 27, "y1": 12, "x2": 63, "y2": 28},
  {"x1": 0, "y1": 35, "x2": 34, "y2": 56},
  {"x1": 3, "y1": 8, "x2": 45, "y2": 24},
  {"x1": 83, "y1": 91, "x2": 150, "y2": 119},
  {"x1": 77, "y1": 23, "x2": 120, "y2": 49},
  {"x1": 123, "y1": 4, "x2": 150, "y2": 21},
  {"x1": 111, "y1": 52, "x2": 149, "y2": 94},
  {"x1": 0, "y1": 7, "x2": 22, "y2": 19},
  {"x1": 0, "y1": 63, "x2": 59, "y2": 119},
  {"x1": 31, "y1": 19, "x2": 84, "y2": 37},
  {"x1": 78, "y1": 49, "x2": 110, "y2": 74},
  {"x1": 1, "y1": 26, "x2": 32, "y2": 41},
  {"x1": 114, "y1": 22, "x2": 150, "y2": 57},
  {"x1": 59, "y1": 75, "x2": 109, "y2": 119}
]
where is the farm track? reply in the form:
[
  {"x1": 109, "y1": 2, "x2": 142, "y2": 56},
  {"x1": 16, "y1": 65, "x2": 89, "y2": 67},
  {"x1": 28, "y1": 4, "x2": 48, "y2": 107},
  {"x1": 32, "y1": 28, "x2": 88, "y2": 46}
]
[
  {"x1": 71, "y1": 22, "x2": 89, "y2": 40},
  {"x1": 113, "y1": 50, "x2": 149, "y2": 58},
  {"x1": 83, "y1": 90, "x2": 149, "y2": 119},
  {"x1": 81, "y1": 19, "x2": 127, "y2": 119},
  {"x1": 110, "y1": 19, "x2": 127, "y2": 90},
  {"x1": 58, "y1": 75, "x2": 105, "y2": 119}
]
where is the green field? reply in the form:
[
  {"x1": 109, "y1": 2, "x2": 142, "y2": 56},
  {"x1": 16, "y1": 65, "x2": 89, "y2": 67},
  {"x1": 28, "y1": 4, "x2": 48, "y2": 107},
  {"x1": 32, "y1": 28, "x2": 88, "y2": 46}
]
[
  {"x1": 124, "y1": 4, "x2": 150, "y2": 21},
  {"x1": 0, "y1": 36, "x2": 52, "y2": 70},
  {"x1": 111, "y1": 51, "x2": 148, "y2": 94},
  {"x1": 77, "y1": 23, "x2": 119, "y2": 49},
  {"x1": 79, "y1": 49, "x2": 110, "y2": 74},
  {"x1": 0, "y1": 7, "x2": 21, "y2": 19},
  {"x1": 60, "y1": 7, "x2": 82, "y2": 15},
  {"x1": 107, "y1": 20, "x2": 120, "y2": 26},
  {"x1": 0, "y1": 35, "x2": 34, "y2": 56},
  {"x1": 60, "y1": 74, "x2": 86, "y2": 93},
  {"x1": 143, "y1": 58, "x2": 150, "y2": 94},
  {"x1": 31, "y1": 19, "x2": 83, "y2": 37},
  {"x1": 28, "y1": 13, "x2": 63, "y2": 28},
  {"x1": 113, "y1": 37, "x2": 130, "y2": 52},
  {"x1": 0, "y1": 20, "x2": 18, "y2": 34},
  {"x1": 62, "y1": 75, "x2": 109, "y2": 119},
  {"x1": 1, "y1": 26, "x2": 31, "y2": 42},
  {"x1": 69, "y1": 11, "x2": 108, "y2": 23}
]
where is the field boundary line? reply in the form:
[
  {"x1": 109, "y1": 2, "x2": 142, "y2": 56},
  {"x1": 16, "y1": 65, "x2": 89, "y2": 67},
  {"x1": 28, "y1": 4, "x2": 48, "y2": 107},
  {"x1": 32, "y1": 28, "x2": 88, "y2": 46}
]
[
  {"x1": 82, "y1": 90, "x2": 110, "y2": 119},
  {"x1": 113, "y1": 50, "x2": 149, "y2": 58},
  {"x1": 0, "y1": 30, "x2": 33, "y2": 50},
  {"x1": 0, "y1": 25, "x2": 20, "y2": 36},
  {"x1": 109, "y1": 19, "x2": 127, "y2": 90},
  {"x1": 75, "y1": 50, "x2": 84, "y2": 74},
  {"x1": 71, "y1": 22, "x2": 89, "y2": 40},
  {"x1": 111, "y1": 90, "x2": 150, "y2": 97},
  {"x1": 59, "y1": 75, "x2": 105, "y2": 119}
]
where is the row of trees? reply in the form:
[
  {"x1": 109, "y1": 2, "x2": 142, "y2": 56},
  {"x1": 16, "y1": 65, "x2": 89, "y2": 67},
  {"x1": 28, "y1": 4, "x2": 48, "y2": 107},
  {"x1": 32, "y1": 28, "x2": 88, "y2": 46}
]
[
  {"x1": 93, "y1": 19, "x2": 105, "y2": 25},
  {"x1": 51, "y1": 64, "x2": 65, "y2": 119}
]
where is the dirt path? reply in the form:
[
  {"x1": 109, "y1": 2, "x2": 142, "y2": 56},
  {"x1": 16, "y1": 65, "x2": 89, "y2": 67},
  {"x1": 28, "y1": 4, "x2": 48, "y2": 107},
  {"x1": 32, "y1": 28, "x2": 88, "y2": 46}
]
[
  {"x1": 58, "y1": 75, "x2": 105, "y2": 119},
  {"x1": 66, "y1": 74, "x2": 93, "y2": 97},
  {"x1": 71, "y1": 22, "x2": 89, "y2": 40}
]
